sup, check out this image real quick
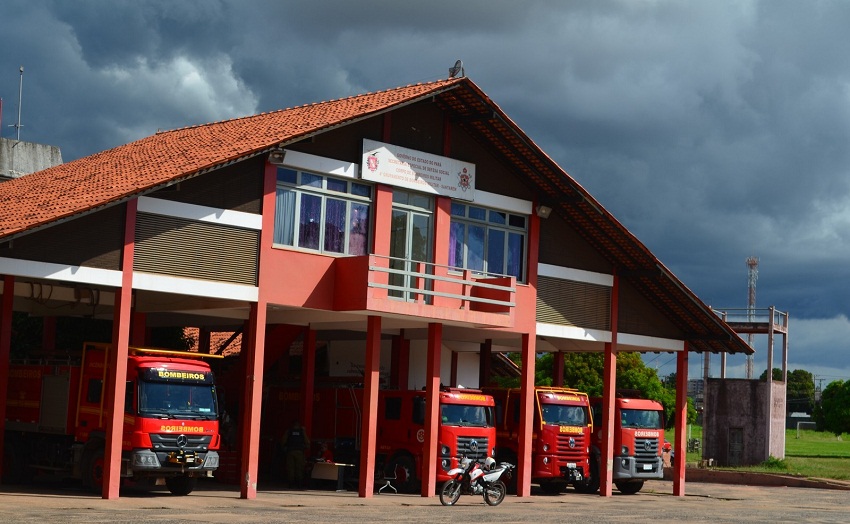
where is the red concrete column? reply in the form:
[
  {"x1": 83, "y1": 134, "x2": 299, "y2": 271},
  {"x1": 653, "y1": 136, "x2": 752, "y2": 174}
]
[
  {"x1": 673, "y1": 344, "x2": 688, "y2": 496},
  {"x1": 0, "y1": 274, "x2": 15, "y2": 480},
  {"x1": 432, "y1": 196, "x2": 451, "y2": 307},
  {"x1": 103, "y1": 199, "x2": 137, "y2": 499},
  {"x1": 239, "y1": 301, "x2": 267, "y2": 499},
  {"x1": 516, "y1": 332, "x2": 536, "y2": 497},
  {"x1": 301, "y1": 328, "x2": 316, "y2": 437},
  {"x1": 599, "y1": 271, "x2": 619, "y2": 497},
  {"x1": 357, "y1": 315, "x2": 382, "y2": 498},
  {"x1": 421, "y1": 322, "x2": 442, "y2": 497},
  {"x1": 552, "y1": 351, "x2": 564, "y2": 387}
]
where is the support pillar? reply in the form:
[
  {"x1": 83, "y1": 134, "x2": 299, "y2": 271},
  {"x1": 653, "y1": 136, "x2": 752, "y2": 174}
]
[
  {"x1": 421, "y1": 322, "x2": 442, "y2": 497},
  {"x1": 673, "y1": 345, "x2": 688, "y2": 496},
  {"x1": 599, "y1": 270, "x2": 619, "y2": 497},
  {"x1": 516, "y1": 332, "x2": 536, "y2": 497},
  {"x1": 239, "y1": 301, "x2": 267, "y2": 499},
  {"x1": 0, "y1": 275, "x2": 15, "y2": 480},
  {"x1": 357, "y1": 316, "x2": 381, "y2": 498},
  {"x1": 103, "y1": 199, "x2": 137, "y2": 499}
]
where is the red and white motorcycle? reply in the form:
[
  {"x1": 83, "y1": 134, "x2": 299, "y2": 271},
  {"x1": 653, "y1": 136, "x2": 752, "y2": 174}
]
[{"x1": 439, "y1": 456, "x2": 514, "y2": 506}]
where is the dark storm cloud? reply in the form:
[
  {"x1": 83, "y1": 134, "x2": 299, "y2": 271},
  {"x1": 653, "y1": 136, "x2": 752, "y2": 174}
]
[{"x1": 2, "y1": 0, "x2": 849, "y2": 380}]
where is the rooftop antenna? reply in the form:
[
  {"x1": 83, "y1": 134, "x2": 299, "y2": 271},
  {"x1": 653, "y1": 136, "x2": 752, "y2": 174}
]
[
  {"x1": 448, "y1": 60, "x2": 464, "y2": 78},
  {"x1": 746, "y1": 256, "x2": 759, "y2": 379},
  {"x1": 10, "y1": 66, "x2": 23, "y2": 140}
]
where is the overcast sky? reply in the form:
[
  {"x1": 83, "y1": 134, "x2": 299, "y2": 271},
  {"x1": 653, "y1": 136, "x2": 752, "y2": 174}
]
[{"x1": 2, "y1": 0, "x2": 849, "y2": 386}]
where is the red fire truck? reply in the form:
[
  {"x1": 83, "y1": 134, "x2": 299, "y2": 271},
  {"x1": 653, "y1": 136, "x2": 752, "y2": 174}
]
[
  {"x1": 3, "y1": 342, "x2": 221, "y2": 495},
  {"x1": 485, "y1": 387, "x2": 593, "y2": 494},
  {"x1": 261, "y1": 385, "x2": 496, "y2": 493},
  {"x1": 589, "y1": 396, "x2": 665, "y2": 494}
]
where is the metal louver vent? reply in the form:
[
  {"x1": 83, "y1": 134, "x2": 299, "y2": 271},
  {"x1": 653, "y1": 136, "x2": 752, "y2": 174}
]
[
  {"x1": 536, "y1": 275, "x2": 611, "y2": 330},
  {"x1": 134, "y1": 213, "x2": 259, "y2": 285}
]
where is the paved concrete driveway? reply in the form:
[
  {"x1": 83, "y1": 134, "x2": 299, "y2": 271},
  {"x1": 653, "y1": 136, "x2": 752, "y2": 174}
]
[{"x1": 1, "y1": 479, "x2": 848, "y2": 523}]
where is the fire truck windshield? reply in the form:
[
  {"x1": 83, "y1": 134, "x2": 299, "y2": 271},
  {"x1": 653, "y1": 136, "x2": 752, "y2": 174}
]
[
  {"x1": 620, "y1": 409, "x2": 662, "y2": 429},
  {"x1": 541, "y1": 404, "x2": 587, "y2": 426},
  {"x1": 440, "y1": 404, "x2": 493, "y2": 427},
  {"x1": 139, "y1": 381, "x2": 218, "y2": 420}
]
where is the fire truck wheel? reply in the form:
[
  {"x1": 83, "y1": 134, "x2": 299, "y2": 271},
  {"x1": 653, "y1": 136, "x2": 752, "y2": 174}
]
[
  {"x1": 615, "y1": 480, "x2": 644, "y2": 495},
  {"x1": 166, "y1": 475, "x2": 197, "y2": 496},
  {"x1": 82, "y1": 445, "x2": 105, "y2": 492},
  {"x1": 386, "y1": 454, "x2": 418, "y2": 494},
  {"x1": 540, "y1": 480, "x2": 565, "y2": 494}
]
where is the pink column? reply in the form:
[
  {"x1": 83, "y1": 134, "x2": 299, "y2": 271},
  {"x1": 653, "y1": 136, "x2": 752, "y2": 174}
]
[
  {"x1": 421, "y1": 322, "x2": 442, "y2": 497},
  {"x1": 673, "y1": 344, "x2": 688, "y2": 496},
  {"x1": 239, "y1": 302, "x2": 267, "y2": 499},
  {"x1": 357, "y1": 315, "x2": 382, "y2": 497},
  {"x1": 103, "y1": 199, "x2": 137, "y2": 499},
  {"x1": 516, "y1": 332, "x2": 536, "y2": 497},
  {"x1": 599, "y1": 271, "x2": 619, "y2": 497}
]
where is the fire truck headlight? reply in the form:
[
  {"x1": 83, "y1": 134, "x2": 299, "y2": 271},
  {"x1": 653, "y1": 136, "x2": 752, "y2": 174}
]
[
  {"x1": 622, "y1": 458, "x2": 629, "y2": 468},
  {"x1": 441, "y1": 445, "x2": 450, "y2": 457},
  {"x1": 442, "y1": 459, "x2": 450, "y2": 469},
  {"x1": 621, "y1": 446, "x2": 629, "y2": 456},
  {"x1": 542, "y1": 443, "x2": 549, "y2": 452},
  {"x1": 132, "y1": 450, "x2": 161, "y2": 469},
  {"x1": 542, "y1": 457, "x2": 549, "y2": 465}
]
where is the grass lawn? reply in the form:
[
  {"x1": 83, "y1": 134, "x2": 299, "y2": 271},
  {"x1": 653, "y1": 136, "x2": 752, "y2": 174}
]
[{"x1": 668, "y1": 426, "x2": 850, "y2": 480}]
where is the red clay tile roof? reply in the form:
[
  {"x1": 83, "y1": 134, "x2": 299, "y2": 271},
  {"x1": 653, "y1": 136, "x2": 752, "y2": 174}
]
[
  {"x1": 0, "y1": 78, "x2": 464, "y2": 239},
  {"x1": 0, "y1": 76, "x2": 751, "y2": 356}
]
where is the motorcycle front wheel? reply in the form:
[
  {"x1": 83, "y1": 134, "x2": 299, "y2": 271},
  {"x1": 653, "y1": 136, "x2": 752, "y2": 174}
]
[
  {"x1": 483, "y1": 480, "x2": 506, "y2": 506},
  {"x1": 439, "y1": 479, "x2": 462, "y2": 506}
]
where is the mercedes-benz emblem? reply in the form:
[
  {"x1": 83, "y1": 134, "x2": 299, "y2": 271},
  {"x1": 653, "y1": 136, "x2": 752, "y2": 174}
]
[
  {"x1": 176, "y1": 434, "x2": 188, "y2": 448},
  {"x1": 469, "y1": 439, "x2": 479, "y2": 453},
  {"x1": 569, "y1": 437, "x2": 576, "y2": 448}
]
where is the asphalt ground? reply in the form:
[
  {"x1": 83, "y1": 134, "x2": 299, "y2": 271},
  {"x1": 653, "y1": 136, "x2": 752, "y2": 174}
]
[{"x1": 2, "y1": 477, "x2": 850, "y2": 524}]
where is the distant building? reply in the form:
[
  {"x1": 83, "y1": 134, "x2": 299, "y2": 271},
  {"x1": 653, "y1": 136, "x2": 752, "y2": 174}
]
[{"x1": 0, "y1": 137, "x2": 62, "y2": 181}]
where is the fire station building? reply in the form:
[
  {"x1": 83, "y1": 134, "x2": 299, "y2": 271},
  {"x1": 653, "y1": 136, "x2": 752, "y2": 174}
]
[{"x1": 0, "y1": 76, "x2": 751, "y2": 500}]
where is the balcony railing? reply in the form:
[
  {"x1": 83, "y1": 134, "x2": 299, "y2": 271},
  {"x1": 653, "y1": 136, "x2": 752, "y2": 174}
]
[
  {"x1": 712, "y1": 307, "x2": 788, "y2": 330},
  {"x1": 367, "y1": 254, "x2": 515, "y2": 312}
]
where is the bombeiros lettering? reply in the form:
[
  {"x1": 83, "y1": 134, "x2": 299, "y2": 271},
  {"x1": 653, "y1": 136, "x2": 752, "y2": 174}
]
[{"x1": 157, "y1": 370, "x2": 205, "y2": 381}]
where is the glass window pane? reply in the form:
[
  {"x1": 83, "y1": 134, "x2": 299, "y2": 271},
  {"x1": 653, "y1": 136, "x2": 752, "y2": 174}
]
[
  {"x1": 348, "y1": 203, "x2": 369, "y2": 255},
  {"x1": 392, "y1": 190, "x2": 409, "y2": 205},
  {"x1": 327, "y1": 178, "x2": 347, "y2": 193},
  {"x1": 301, "y1": 172, "x2": 322, "y2": 188},
  {"x1": 411, "y1": 213, "x2": 431, "y2": 262},
  {"x1": 274, "y1": 188, "x2": 297, "y2": 246},
  {"x1": 489, "y1": 210, "x2": 506, "y2": 225},
  {"x1": 509, "y1": 214, "x2": 526, "y2": 229},
  {"x1": 469, "y1": 206, "x2": 486, "y2": 221},
  {"x1": 410, "y1": 193, "x2": 432, "y2": 210},
  {"x1": 508, "y1": 232, "x2": 525, "y2": 280},
  {"x1": 324, "y1": 198, "x2": 347, "y2": 253},
  {"x1": 276, "y1": 167, "x2": 297, "y2": 185},
  {"x1": 487, "y1": 229, "x2": 505, "y2": 275},
  {"x1": 449, "y1": 221, "x2": 465, "y2": 268},
  {"x1": 298, "y1": 193, "x2": 321, "y2": 250},
  {"x1": 467, "y1": 225, "x2": 485, "y2": 271},
  {"x1": 352, "y1": 183, "x2": 371, "y2": 197},
  {"x1": 451, "y1": 202, "x2": 466, "y2": 217}
]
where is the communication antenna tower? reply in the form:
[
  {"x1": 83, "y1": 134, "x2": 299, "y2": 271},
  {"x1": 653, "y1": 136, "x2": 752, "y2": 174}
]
[{"x1": 746, "y1": 256, "x2": 759, "y2": 378}]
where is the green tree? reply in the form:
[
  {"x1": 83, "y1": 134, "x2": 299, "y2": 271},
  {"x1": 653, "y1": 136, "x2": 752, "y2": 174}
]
[
  {"x1": 819, "y1": 380, "x2": 850, "y2": 436},
  {"x1": 759, "y1": 367, "x2": 816, "y2": 414}
]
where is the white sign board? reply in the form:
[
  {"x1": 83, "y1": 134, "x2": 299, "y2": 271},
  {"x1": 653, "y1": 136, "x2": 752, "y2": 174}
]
[{"x1": 361, "y1": 139, "x2": 475, "y2": 201}]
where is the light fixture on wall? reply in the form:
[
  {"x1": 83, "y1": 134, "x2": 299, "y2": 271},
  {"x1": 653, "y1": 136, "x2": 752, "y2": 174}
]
[
  {"x1": 268, "y1": 149, "x2": 287, "y2": 165},
  {"x1": 535, "y1": 205, "x2": 552, "y2": 219}
]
